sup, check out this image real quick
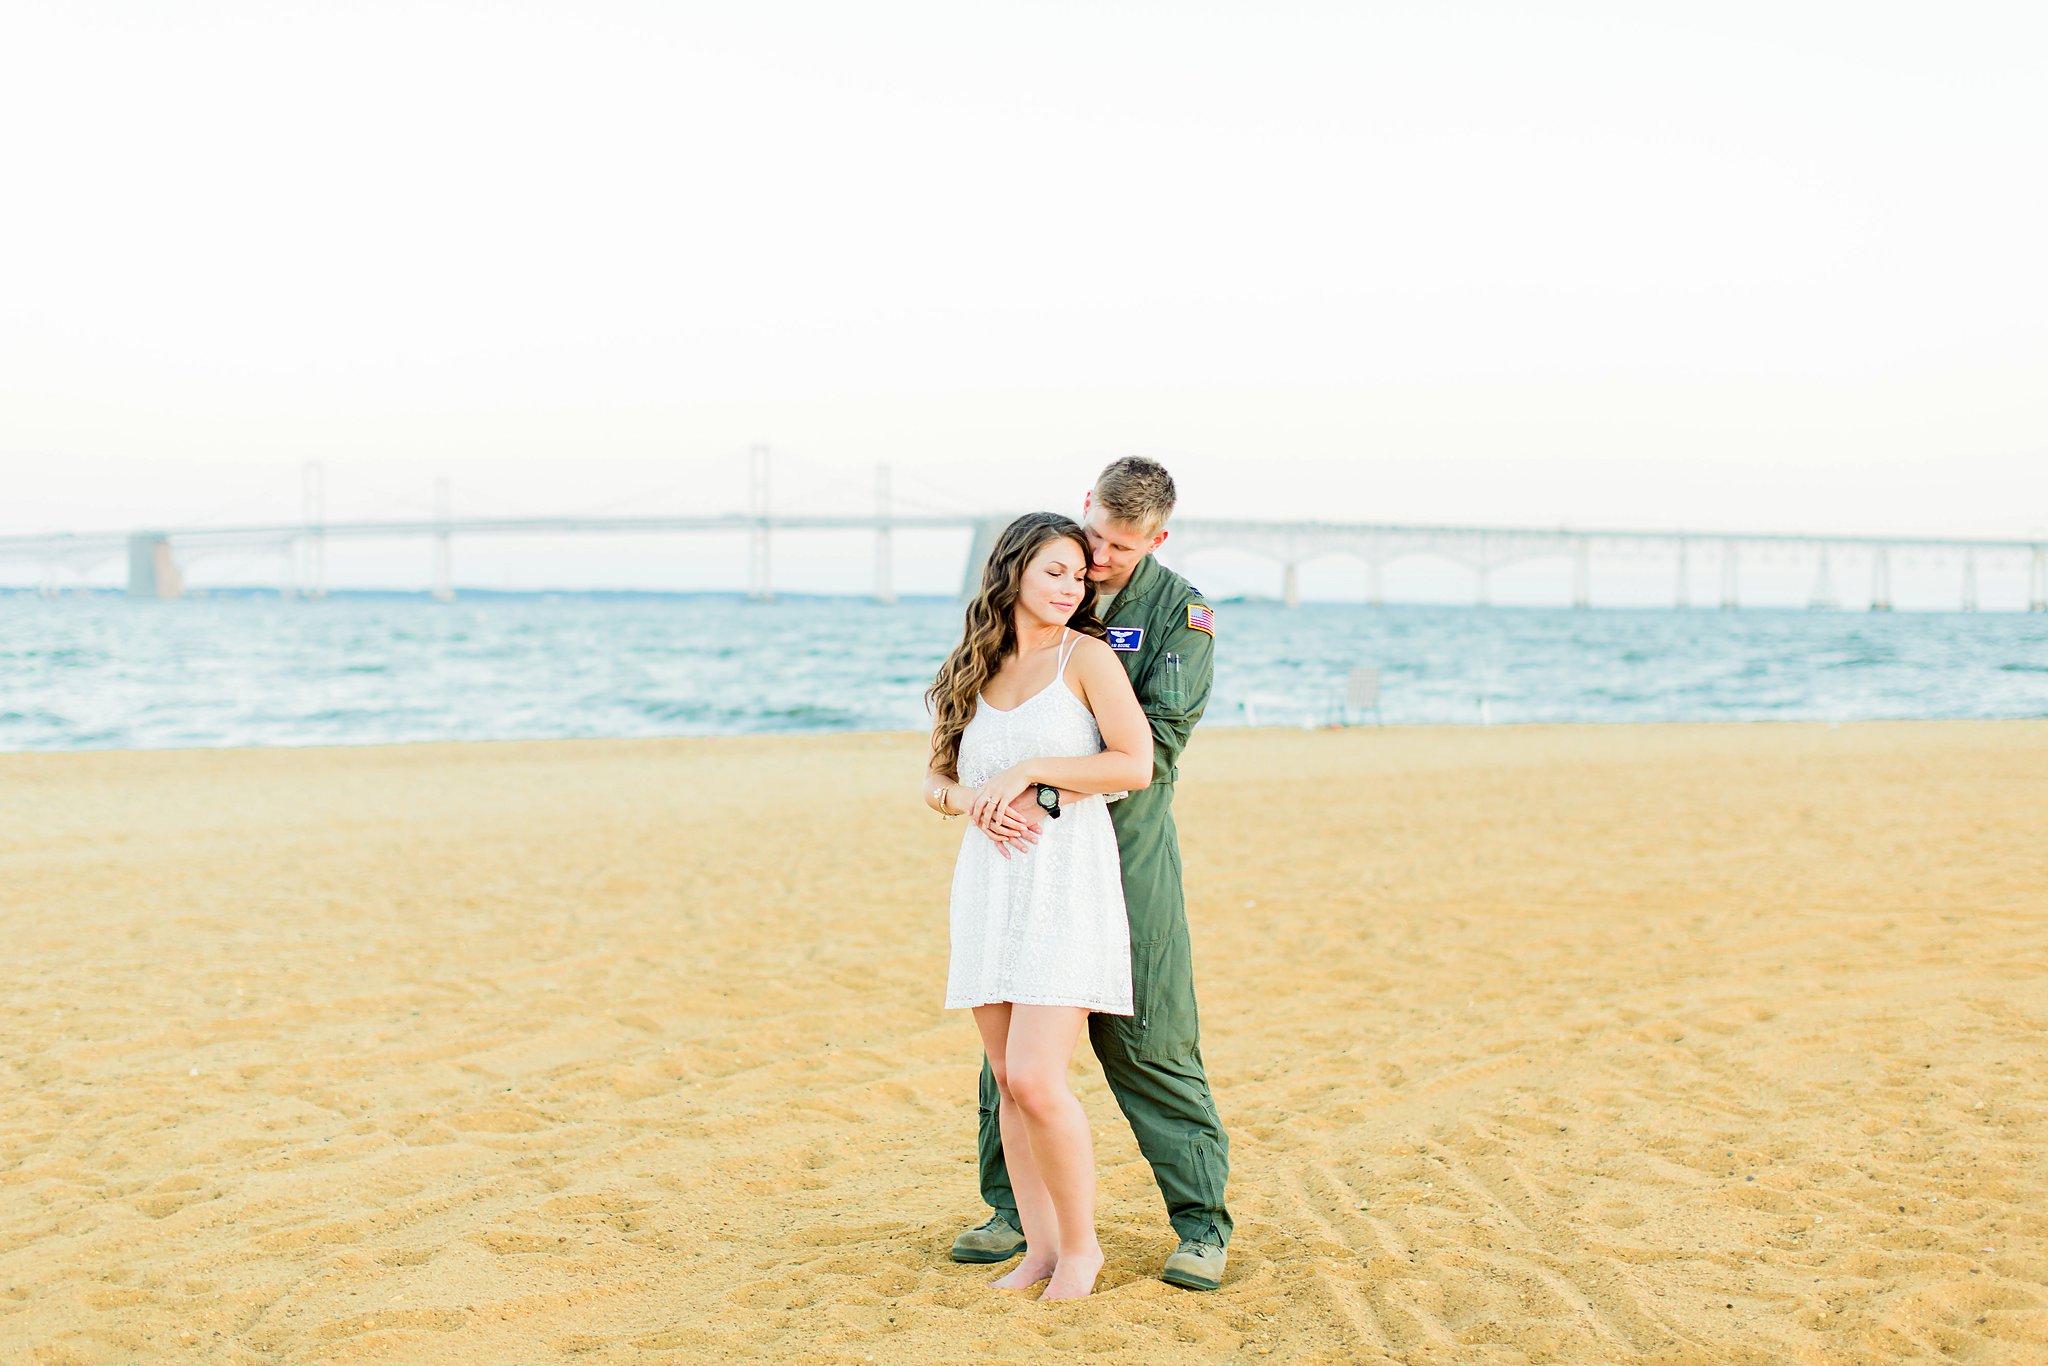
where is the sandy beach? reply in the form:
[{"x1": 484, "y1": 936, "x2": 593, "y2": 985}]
[{"x1": 2, "y1": 720, "x2": 2044, "y2": 1364}]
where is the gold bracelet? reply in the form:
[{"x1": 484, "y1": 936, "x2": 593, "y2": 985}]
[{"x1": 933, "y1": 783, "x2": 956, "y2": 819}]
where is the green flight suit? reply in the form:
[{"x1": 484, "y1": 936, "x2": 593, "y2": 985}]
[{"x1": 975, "y1": 551, "x2": 1233, "y2": 1248}]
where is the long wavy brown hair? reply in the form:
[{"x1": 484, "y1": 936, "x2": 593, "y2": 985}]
[{"x1": 926, "y1": 512, "x2": 1106, "y2": 779}]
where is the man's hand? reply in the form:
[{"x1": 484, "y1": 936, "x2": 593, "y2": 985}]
[{"x1": 982, "y1": 789, "x2": 1045, "y2": 859}]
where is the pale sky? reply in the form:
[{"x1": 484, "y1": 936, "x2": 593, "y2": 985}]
[{"x1": 2, "y1": 2, "x2": 2043, "y2": 600}]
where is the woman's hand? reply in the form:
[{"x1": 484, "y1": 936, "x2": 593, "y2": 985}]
[
  {"x1": 982, "y1": 791, "x2": 1044, "y2": 859},
  {"x1": 970, "y1": 765, "x2": 1035, "y2": 835}
]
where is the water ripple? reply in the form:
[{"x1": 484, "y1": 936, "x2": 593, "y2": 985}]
[{"x1": 0, "y1": 593, "x2": 2042, "y2": 751}]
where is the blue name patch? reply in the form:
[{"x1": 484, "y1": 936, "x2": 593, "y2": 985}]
[{"x1": 1106, "y1": 626, "x2": 1144, "y2": 652}]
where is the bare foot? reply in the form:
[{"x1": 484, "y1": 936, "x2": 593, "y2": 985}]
[
  {"x1": 992, "y1": 1254, "x2": 1058, "y2": 1290},
  {"x1": 1038, "y1": 1246, "x2": 1104, "y2": 1301}
]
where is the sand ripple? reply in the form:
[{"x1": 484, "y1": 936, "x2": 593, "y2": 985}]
[{"x1": 2, "y1": 723, "x2": 2044, "y2": 1363}]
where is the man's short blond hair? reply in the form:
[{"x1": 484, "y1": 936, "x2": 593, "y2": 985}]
[{"x1": 1092, "y1": 456, "x2": 1177, "y2": 536}]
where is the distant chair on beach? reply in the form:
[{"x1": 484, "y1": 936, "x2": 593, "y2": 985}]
[
  {"x1": 1237, "y1": 665, "x2": 1385, "y2": 729},
  {"x1": 1338, "y1": 665, "x2": 1382, "y2": 727}
]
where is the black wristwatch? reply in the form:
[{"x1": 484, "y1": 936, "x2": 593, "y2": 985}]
[{"x1": 1034, "y1": 783, "x2": 1062, "y2": 820}]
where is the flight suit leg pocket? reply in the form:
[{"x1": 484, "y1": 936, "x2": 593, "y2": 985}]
[{"x1": 1123, "y1": 929, "x2": 1199, "y2": 1063}]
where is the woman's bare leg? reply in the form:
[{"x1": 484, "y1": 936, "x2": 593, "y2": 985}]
[
  {"x1": 971, "y1": 1005, "x2": 1060, "y2": 1289},
  {"x1": 1003, "y1": 1004, "x2": 1104, "y2": 1300}
]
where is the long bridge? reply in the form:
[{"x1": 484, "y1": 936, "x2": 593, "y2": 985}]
[
  {"x1": 3, "y1": 511, "x2": 2041, "y2": 612},
  {"x1": 2, "y1": 453, "x2": 2042, "y2": 610}
]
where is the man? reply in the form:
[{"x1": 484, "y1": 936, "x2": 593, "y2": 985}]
[{"x1": 949, "y1": 456, "x2": 1233, "y2": 1291}]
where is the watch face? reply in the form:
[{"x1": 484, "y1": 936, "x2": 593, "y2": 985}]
[{"x1": 1037, "y1": 787, "x2": 1058, "y2": 810}]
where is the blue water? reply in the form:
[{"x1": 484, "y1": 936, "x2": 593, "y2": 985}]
[{"x1": 2, "y1": 593, "x2": 2043, "y2": 752}]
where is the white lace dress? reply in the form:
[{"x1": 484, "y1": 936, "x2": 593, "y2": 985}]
[{"x1": 945, "y1": 632, "x2": 1134, "y2": 1016}]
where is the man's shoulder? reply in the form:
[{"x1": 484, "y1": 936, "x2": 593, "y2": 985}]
[
  {"x1": 1142, "y1": 561, "x2": 1215, "y2": 641},
  {"x1": 1144, "y1": 558, "x2": 1209, "y2": 610}
]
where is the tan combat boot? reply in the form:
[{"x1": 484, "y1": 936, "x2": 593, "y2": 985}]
[
  {"x1": 948, "y1": 1213, "x2": 1026, "y2": 1264},
  {"x1": 1162, "y1": 1234, "x2": 1226, "y2": 1291}
]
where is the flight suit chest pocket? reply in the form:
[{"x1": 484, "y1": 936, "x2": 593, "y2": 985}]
[
  {"x1": 1125, "y1": 928, "x2": 1200, "y2": 1063},
  {"x1": 1155, "y1": 650, "x2": 1186, "y2": 710}
]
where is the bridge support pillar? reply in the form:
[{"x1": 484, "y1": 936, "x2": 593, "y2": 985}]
[
  {"x1": 874, "y1": 465, "x2": 895, "y2": 604},
  {"x1": 960, "y1": 517, "x2": 1008, "y2": 599},
  {"x1": 432, "y1": 477, "x2": 455, "y2": 602},
  {"x1": 1960, "y1": 551, "x2": 1977, "y2": 612},
  {"x1": 1367, "y1": 559, "x2": 1383, "y2": 608},
  {"x1": 1809, "y1": 544, "x2": 1836, "y2": 610},
  {"x1": 2030, "y1": 545, "x2": 2046, "y2": 612},
  {"x1": 300, "y1": 461, "x2": 327, "y2": 600},
  {"x1": 1282, "y1": 563, "x2": 1299, "y2": 609},
  {"x1": 1571, "y1": 539, "x2": 1590, "y2": 609},
  {"x1": 1674, "y1": 539, "x2": 1689, "y2": 608},
  {"x1": 126, "y1": 533, "x2": 184, "y2": 600},
  {"x1": 1720, "y1": 540, "x2": 1738, "y2": 610},
  {"x1": 1870, "y1": 545, "x2": 1892, "y2": 611},
  {"x1": 747, "y1": 444, "x2": 773, "y2": 603}
]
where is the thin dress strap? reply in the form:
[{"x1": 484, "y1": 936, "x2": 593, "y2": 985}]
[{"x1": 1054, "y1": 628, "x2": 1081, "y2": 681}]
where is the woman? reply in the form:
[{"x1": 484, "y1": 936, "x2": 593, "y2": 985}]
[{"x1": 923, "y1": 512, "x2": 1154, "y2": 1302}]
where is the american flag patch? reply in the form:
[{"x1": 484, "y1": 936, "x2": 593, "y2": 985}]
[{"x1": 1187, "y1": 603, "x2": 1214, "y2": 635}]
